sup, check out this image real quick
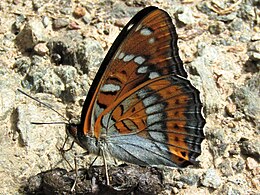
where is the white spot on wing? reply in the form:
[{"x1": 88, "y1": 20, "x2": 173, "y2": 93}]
[
  {"x1": 146, "y1": 103, "x2": 165, "y2": 114},
  {"x1": 137, "y1": 66, "x2": 148, "y2": 74},
  {"x1": 149, "y1": 72, "x2": 160, "y2": 79},
  {"x1": 137, "y1": 89, "x2": 147, "y2": 99},
  {"x1": 149, "y1": 123, "x2": 163, "y2": 131},
  {"x1": 134, "y1": 56, "x2": 146, "y2": 65},
  {"x1": 127, "y1": 23, "x2": 134, "y2": 31},
  {"x1": 147, "y1": 113, "x2": 163, "y2": 125},
  {"x1": 123, "y1": 54, "x2": 135, "y2": 62},
  {"x1": 148, "y1": 37, "x2": 155, "y2": 44},
  {"x1": 143, "y1": 96, "x2": 158, "y2": 107},
  {"x1": 100, "y1": 84, "x2": 120, "y2": 92},
  {"x1": 140, "y1": 28, "x2": 153, "y2": 36},
  {"x1": 118, "y1": 52, "x2": 125, "y2": 60}
]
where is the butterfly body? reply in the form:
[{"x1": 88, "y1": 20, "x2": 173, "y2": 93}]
[{"x1": 67, "y1": 6, "x2": 205, "y2": 168}]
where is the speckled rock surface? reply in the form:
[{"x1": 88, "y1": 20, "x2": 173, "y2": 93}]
[{"x1": 0, "y1": 0, "x2": 259, "y2": 194}]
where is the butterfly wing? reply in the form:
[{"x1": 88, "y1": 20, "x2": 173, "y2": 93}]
[{"x1": 78, "y1": 6, "x2": 205, "y2": 167}]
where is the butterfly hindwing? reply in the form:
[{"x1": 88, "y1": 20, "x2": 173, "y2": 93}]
[{"x1": 98, "y1": 75, "x2": 204, "y2": 167}]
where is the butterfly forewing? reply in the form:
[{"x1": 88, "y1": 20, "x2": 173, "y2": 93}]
[{"x1": 82, "y1": 7, "x2": 188, "y2": 136}]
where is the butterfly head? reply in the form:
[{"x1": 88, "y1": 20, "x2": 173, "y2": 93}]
[
  {"x1": 66, "y1": 123, "x2": 80, "y2": 142},
  {"x1": 66, "y1": 123, "x2": 101, "y2": 155}
]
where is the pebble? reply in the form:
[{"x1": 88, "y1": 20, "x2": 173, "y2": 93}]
[
  {"x1": 225, "y1": 102, "x2": 237, "y2": 117},
  {"x1": 77, "y1": 37, "x2": 104, "y2": 74},
  {"x1": 51, "y1": 53, "x2": 62, "y2": 64},
  {"x1": 218, "y1": 160, "x2": 234, "y2": 177},
  {"x1": 231, "y1": 73, "x2": 260, "y2": 126},
  {"x1": 15, "y1": 19, "x2": 46, "y2": 51},
  {"x1": 42, "y1": 16, "x2": 50, "y2": 28},
  {"x1": 248, "y1": 40, "x2": 260, "y2": 54},
  {"x1": 54, "y1": 65, "x2": 77, "y2": 84},
  {"x1": 47, "y1": 34, "x2": 82, "y2": 66},
  {"x1": 240, "y1": 139, "x2": 260, "y2": 160},
  {"x1": 176, "y1": 7, "x2": 195, "y2": 25},
  {"x1": 53, "y1": 18, "x2": 69, "y2": 29},
  {"x1": 252, "y1": 177, "x2": 260, "y2": 191},
  {"x1": 246, "y1": 157, "x2": 258, "y2": 170},
  {"x1": 68, "y1": 21, "x2": 80, "y2": 30},
  {"x1": 82, "y1": 14, "x2": 91, "y2": 24},
  {"x1": 239, "y1": 4, "x2": 256, "y2": 21},
  {"x1": 249, "y1": 52, "x2": 260, "y2": 61},
  {"x1": 208, "y1": 22, "x2": 225, "y2": 35},
  {"x1": 215, "y1": 12, "x2": 237, "y2": 22},
  {"x1": 190, "y1": 44, "x2": 224, "y2": 114},
  {"x1": 0, "y1": 88, "x2": 16, "y2": 120},
  {"x1": 228, "y1": 18, "x2": 244, "y2": 32},
  {"x1": 251, "y1": 33, "x2": 260, "y2": 41},
  {"x1": 16, "y1": 104, "x2": 33, "y2": 147},
  {"x1": 34, "y1": 43, "x2": 49, "y2": 56},
  {"x1": 73, "y1": 6, "x2": 86, "y2": 18},
  {"x1": 82, "y1": 12, "x2": 92, "y2": 24},
  {"x1": 179, "y1": 172, "x2": 200, "y2": 185},
  {"x1": 227, "y1": 122, "x2": 236, "y2": 128},
  {"x1": 232, "y1": 158, "x2": 245, "y2": 173},
  {"x1": 14, "y1": 57, "x2": 31, "y2": 76},
  {"x1": 201, "y1": 168, "x2": 222, "y2": 189},
  {"x1": 23, "y1": 60, "x2": 65, "y2": 97},
  {"x1": 13, "y1": 14, "x2": 26, "y2": 33},
  {"x1": 172, "y1": 187, "x2": 179, "y2": 194},
  {"x1": 60, "y1": 7, "x2": 72, "y2": 15}
]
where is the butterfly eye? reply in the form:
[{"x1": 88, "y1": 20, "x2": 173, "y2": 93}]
[{"x1": 66, "y1": 124, "x2": 78, "y2": 139}]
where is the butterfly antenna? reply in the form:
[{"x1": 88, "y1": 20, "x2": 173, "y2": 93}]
[
  {"x1": 18, "y1": 89, "x2": 69, "y2": 123},
  {"x1": 31, "y1": 121, "x2": 66, "y2": 125}
]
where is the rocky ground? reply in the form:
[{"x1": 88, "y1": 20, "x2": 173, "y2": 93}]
[{"x1": 0, "y1": 0, "x2": 259, "y2": 194}]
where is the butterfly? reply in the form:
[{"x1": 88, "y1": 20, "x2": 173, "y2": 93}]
[{"x1": 67, "y1": 6, "x2": 205, "y2": 168}]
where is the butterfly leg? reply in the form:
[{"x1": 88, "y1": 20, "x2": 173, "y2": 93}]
[
  {"x1": 57, "y1": 135, "x2": 75, "y2": 169},
  {"x1": 100, "y1": 146, "x2": 110, "y2": 185},
  {"x1": 60, "y1": 134, "x2": 75, "y2": 152},
  {"x1": 89, "y1": 155, "x2": 99, "y2": 168}
]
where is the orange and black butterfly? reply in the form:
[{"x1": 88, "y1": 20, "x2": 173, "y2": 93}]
[{"x1": 67, "y1": 6, "x2": 205, "y2": 167}]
